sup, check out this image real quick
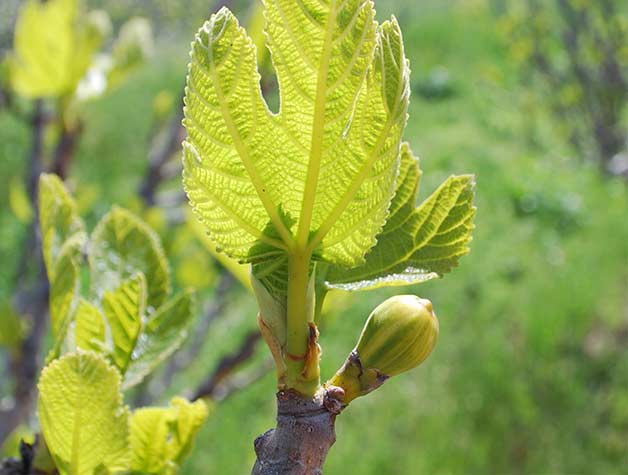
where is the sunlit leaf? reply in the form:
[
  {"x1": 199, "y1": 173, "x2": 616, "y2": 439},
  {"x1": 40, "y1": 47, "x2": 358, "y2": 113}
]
[
  {"x1": 130, "y1": 398, "x2": 208, "y2": 475},
  {"x1": 326, "y1": 143, "x2": 476, "y2": 291},
  {"x1": 49, "y1": 242, "x2": 81, "y2": 339},
  {"x1": 74, "y1": 299, "x2": 106, "y2": 352},
  {"x1": 123, "y1": 290, "x2": 195, "y2": 389},
  {"x1": 38, "y1": 351, "x2": 130, "y2": 475},
  {"x1": 182, "y1": 4, "x2": 410, "y2": 298},
  {"x1": 10, "y1": 0, "x2": 105, "y2": 98},
  {"x1": 166, "y1": 398, "x2": 208, "y2": 464},
  {"x1": 39, "y1": 173, "x2": 86, "y2": 279},
  {"x1": 90, "y1": 206, "x2": 170, "y2": 310},
  {"x1": 103, "y1": 274, "x2": 147, "y2": 374}
]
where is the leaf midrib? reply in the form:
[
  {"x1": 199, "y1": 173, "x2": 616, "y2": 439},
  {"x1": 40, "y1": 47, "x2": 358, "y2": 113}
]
[{"x1": 296, "y1": 0, "x2": 339, "y2": 249}]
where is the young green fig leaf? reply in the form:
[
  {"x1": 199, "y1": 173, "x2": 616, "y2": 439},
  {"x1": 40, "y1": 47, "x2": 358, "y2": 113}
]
[
  {"x1": 38, "y1": 351, "x2": 131, "y2": 475},
  {"x1": 129, "y1": 397, "x2": 209, "y2": 474},
  {"x1": 103, "y1": 273, "x2": 147, "y2": 374},
  {"x1": 123, "y1": 290, "x2": 196, "y2": 390},
  {"x1": 10, "y1": 0, "x2": 105, "y2": 98},
  {"x1": 89, "y1": 206, "x2": 170, "y2": 311},
  {"x1": 328, "y1": 295, "x2": 438, "y2": 402}
]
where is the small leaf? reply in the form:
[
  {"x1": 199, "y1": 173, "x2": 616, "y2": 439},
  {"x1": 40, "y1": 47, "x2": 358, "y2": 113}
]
[
  {"x1": 74, "y1": 299, "x2": 106, "y2": 352},
  {"x1": 103, "y1": 274, "x2": 147, "y2": 374},
  {"x1": 90, "y1": 206, "x2": 170, "y2": 310},
  {"x1": 39, "y1": 173, "x2": 86, "y2": 279},
  {"x1": 129, "y1": 407, "x2": 173, "y2": 474},
  {"x1": 49, "y1": 244, "x2": 81, "y2": 338},
  {"x1": 10, "y1": 0, "x2": 105, "y2": 98},
  {"x1": 166, "y1": 398, "x2": 209, "y2": 464},
  {"x1": 123, "y1": 290, "x2": 195, "y2": 389},
  {"x1": 130, "y1": 398, "x2": 208, "y2": 474},
  {"x1": 326, "y1": 143, "x2": 476, "y2": 291},
  {"x1": 38, "y1": 351, "x2": 130, "y2": 475}
]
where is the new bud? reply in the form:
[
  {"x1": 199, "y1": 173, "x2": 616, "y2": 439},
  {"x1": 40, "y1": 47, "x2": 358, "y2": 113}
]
[
  {"x1": 357, "y1": 295, "x2": 438, "y2": 376},
  {"x1": 327, "y1": 295, "x2": 438, "y2": 403}
]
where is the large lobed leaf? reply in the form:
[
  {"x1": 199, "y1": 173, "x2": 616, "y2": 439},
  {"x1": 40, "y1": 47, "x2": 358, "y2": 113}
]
[
  {"x1": 182, "y1": 2, "x2": 410, "y2": 289},
  {"x1": 38, "y1": 351, "x2": 130, "y2": 475},
  {"x1": 89, "y1": 206, "x2": 171, "y2": 310},
  {"x1": 326, "y1": 143, "x2": 476, "y2": 290}
]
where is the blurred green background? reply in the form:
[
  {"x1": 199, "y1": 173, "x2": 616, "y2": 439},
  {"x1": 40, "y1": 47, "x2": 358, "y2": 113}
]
[{"x1": 1, "y1": 0, "x2": 628, "y2": 474}]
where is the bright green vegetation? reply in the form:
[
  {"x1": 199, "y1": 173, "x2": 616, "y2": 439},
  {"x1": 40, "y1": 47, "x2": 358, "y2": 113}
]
[
  {"x1": 34, "y1": 174, "x2": 207, "y2": 475},
  {"x1": 183, "y1": 1, "x2": 474, "y2": 396},
  {"x1": 2, "y1": 0, "x2": 628, "y2": 474}
]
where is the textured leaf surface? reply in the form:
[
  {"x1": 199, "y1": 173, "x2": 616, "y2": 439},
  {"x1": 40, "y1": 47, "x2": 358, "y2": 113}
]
[
  {"x1": 74, "y1": 299, "x2": 106, "y2": 352},
  {"x1": 326, "y1": 143, "x2": 476, "y2": 290},
  {"x1": 130, "y1": 398, "x2": 208, "y2": 474},
  {"x1": 10, "y1": 0, "x2": 103, "y2": 98},
  {"x1": 39, "y1": 174, "x2": 86, "y2": 279},
  {"x1": 90, "y1": 206, "x2": 170, "y2": 310},
  {"x1": 182, "y1": 4, "x2": 410, "y2": 279},
  {"x1": 38, "y1": 351, "x2": 130, "y2": 475},
  {"x1": 49, "y1": 244, "x2": 81, "y2": 338},
  {"x1": 103, "y1": 274, "x2": 146, "y2": 374},
  {"x1": 123, "y1": 290, "x2": 195, "y2": 389}
]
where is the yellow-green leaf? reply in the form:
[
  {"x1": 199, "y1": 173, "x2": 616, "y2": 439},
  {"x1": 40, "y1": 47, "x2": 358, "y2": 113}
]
[
  {"x1": 38, "y1": 351, "x2": 130, "y2": 475},
  {"x1": 130, "y1": 398, "x2": 208, "y2": 474},
  {"x1": 10, "y1": 0, "x2": 105, "y2": 98},
  {"x1": 74, "y1": 299, "x2": 106, "y2": 352},
  {"x1": 49, "y1": 243, "x2": 81, "y2": 338},
  {"x1": 123, "y1": 290, "x2": 195, "y2": 389},
  {"x1": 39, "y1": 174, "x2": 86, "y2": 279},
  {"x1": 103, "y1": 274, "x2": 147, "y2": 374},
  {"x1": 326, "y1": 143, "x2": 476, "y2": 290},
  {"x1": 182, "y1": 4, "x2": 410, "y2": 282},
  {"x1": 90, "y1": 206, "x2": 170, "y2": 310}
]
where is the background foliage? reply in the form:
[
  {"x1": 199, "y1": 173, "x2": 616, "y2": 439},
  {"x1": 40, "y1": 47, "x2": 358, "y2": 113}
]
[{"x1": 1, "y1": 0, "x2": 627, "y2": 474}]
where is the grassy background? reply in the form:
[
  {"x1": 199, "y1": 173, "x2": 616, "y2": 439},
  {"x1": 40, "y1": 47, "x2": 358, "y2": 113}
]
[{"x1": 2, "y1": 0, "x2": 628, "y2": 473}]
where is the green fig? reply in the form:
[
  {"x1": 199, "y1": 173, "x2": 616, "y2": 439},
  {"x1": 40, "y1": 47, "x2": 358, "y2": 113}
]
[{"x1": 327, "y1": 295, "x2": 438, "y2": 403}]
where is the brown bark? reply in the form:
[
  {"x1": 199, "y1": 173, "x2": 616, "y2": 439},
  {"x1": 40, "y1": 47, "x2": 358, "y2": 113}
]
[{"x1": 252, "y1": 388, "x2": 345, "y2": 475}]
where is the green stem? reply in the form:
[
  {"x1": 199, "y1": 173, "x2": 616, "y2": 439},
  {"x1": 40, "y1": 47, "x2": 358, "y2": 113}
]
[{"x1": 285, "y1": 250, "x2": 319, "y2": 395}]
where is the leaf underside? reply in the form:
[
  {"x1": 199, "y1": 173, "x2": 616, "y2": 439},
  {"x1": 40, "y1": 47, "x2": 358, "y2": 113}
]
[
  {"x1": 182, "y1": 2, "x2": 411, "y2": 297},
  {"x1": 89, "y1": 206, "x2": 171, "y2": 310},
  {"x1": 123, "y1": 290, "x2": 195, "y2": 389}
]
